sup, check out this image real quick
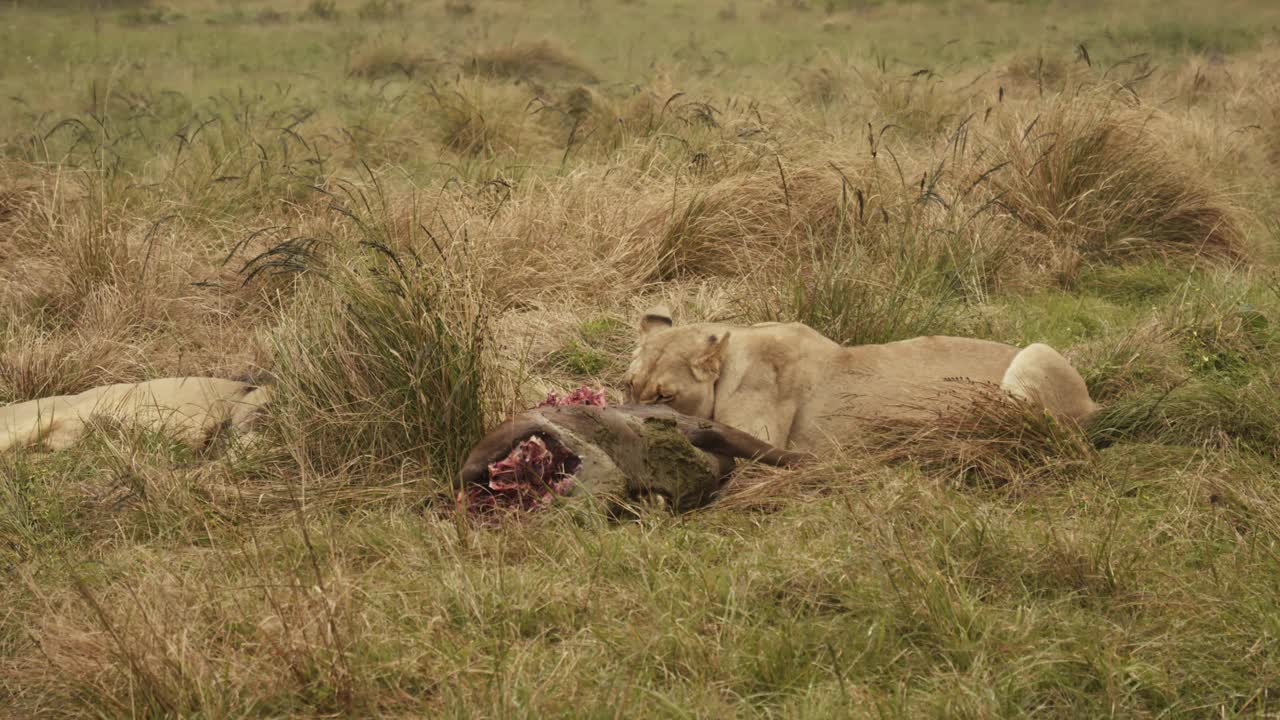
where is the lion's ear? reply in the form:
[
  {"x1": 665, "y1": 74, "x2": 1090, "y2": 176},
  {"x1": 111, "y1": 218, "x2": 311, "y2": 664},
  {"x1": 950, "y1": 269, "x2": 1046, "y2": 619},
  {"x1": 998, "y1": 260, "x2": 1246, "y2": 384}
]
[
  {"x1": 639, "y1": 305, "x2": 673, "y2": 335},
  {"x1": 691, "y1": 331, "x2": 730, "y2": 381}
]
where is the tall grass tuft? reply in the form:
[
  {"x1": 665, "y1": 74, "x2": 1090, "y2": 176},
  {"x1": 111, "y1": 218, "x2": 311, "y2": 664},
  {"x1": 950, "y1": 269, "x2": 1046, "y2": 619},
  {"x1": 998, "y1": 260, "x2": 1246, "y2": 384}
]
[
  {"x1": 467, "y1": 40, "x2": 599, "y2": 85},
  {"x1": 863, "y1": 382, "x2": 1097, "y2": 490},
  {"x1": 795, "y1": 65, "x2": 852, "y2": 107},
  {"x1": 425, "y1": 80, "x2": 546, "y2": 158},
  {"x1": 857, "y1": 65, "x2": 962, "y2": 138},
  {"x1": 303, "y1": 0, "x2": 339, "y2": 20},
  {"x1": 1087, "y1": 378, "x2": 1280, "y2": 455},
  {"x1": 0, "y1": 325, "x2": 144, "y2": 402},
  {"x1": 349, "y1": 42, "x2": 431, "y2": 79},
  {"x1": 753, "y1": 201, "x2": 1013, "y2": 345},
  {"x1": 755, "y1": 235, "x2": 963, "y2": 345},
  {"x1": 356, "y1": 0, "x2": 406, "y2": 20},
  {"x1": 643, "y1": 164, "x2": 848, "y2": 280},
  {"x1": 268, "y1": 242, "x2": 501, "y2": 492},
  {"x1": 736, "y1": 157, "x2": 1017, "y2": 344},
  {"x1": 988, "y1": 90, "x2": 1248, "y2": 264}
]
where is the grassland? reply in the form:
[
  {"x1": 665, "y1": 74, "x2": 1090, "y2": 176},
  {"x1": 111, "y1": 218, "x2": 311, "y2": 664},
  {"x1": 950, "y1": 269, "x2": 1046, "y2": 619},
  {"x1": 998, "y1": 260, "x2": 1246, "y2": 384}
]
[{"x1": 4, "y1": 0, "x2": 1280, "y2": 716}]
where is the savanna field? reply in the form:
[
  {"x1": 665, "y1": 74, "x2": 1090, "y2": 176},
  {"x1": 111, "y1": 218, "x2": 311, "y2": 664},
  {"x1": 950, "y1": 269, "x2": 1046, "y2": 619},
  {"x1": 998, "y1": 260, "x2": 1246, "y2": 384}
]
[{"x1": 4, "y1": 0, "x2": 1280, "y2": 716}]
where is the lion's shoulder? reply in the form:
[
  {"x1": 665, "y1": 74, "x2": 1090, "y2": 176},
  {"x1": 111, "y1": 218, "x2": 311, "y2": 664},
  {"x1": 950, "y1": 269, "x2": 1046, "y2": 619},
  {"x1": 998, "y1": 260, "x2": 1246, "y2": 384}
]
[
  {"x1": 725, "y1": 323, "x2": 841, "y2": 374},
  {"x1": 738, "y1": 322, "x2": 838, "y2": 350}
]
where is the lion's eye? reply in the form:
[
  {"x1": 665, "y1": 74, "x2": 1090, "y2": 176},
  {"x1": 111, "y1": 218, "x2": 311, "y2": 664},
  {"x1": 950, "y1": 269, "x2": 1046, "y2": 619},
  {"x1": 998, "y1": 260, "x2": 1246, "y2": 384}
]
[{"x1": 655, "y1": 393, "x2": 675, "y2": 404}]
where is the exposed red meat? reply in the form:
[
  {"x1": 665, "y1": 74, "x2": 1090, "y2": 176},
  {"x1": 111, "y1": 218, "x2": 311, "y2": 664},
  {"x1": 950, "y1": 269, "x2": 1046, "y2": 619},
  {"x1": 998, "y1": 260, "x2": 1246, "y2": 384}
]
[
  {"x1": 460, "y1": 386, "x2": 605, "y2": 518},
  {"x1": 538, "y1": 386, "x2": 607, "y2": 408}
]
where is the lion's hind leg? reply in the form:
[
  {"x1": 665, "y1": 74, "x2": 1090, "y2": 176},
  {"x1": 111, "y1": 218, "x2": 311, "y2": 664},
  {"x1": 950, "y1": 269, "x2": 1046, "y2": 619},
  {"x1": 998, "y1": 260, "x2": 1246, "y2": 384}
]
[
  {"x1": 1000, "y1": 343, "x2": 1099, "y2": 424},
  {"x1": 0, "y1": 396, "x2": 82, "y2": 452}
]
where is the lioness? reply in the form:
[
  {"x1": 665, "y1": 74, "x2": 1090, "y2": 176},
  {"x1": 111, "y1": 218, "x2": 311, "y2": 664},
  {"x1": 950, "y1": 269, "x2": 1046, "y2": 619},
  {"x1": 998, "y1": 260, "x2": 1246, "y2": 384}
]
[
  {"x1": 624, "y1": 306, "x2": 1098, "y2": 451},
  {"x1": 1, "y1": 377, "x2": 271, "y2": 453}
]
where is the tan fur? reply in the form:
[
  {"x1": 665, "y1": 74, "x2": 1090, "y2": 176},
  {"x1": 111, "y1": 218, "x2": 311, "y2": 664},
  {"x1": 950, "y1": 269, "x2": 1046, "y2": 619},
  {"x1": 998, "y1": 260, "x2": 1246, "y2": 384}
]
[
  {"x1": 625, "y1": 308, "x2": 1099, "y2": 451},
  {"x1": 1000, "y1": 343, "x2": 1098, "y2": 422},
  {"x1": 1, "y1": 377, "x2": 271, "y2": 453}
]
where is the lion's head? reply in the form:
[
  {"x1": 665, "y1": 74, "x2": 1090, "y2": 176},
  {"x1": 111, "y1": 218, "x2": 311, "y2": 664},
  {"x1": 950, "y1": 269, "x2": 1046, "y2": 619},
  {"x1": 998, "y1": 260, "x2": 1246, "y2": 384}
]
[{"x1": 623, "y1": 305, "x2": 730, "y2": 419}]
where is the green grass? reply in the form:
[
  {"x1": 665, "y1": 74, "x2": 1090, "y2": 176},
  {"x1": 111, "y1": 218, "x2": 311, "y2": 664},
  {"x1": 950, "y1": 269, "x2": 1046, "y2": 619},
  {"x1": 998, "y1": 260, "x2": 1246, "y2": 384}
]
[
  {"x1": 543, "y1": 318, "x2": 631, "y2": 381},
  {"x1": 1110, "y1": 21, "x2": 1262, "y2": 55},
  {"x1": 4, "y1": 0, "x2": 1280, "y2": 716},
  {"x1": 990, "y1": 291, "x2": 1132, "y2": 348},
  {"x1": 546, "y1": 338, "x2": 611, "y2": 377}
]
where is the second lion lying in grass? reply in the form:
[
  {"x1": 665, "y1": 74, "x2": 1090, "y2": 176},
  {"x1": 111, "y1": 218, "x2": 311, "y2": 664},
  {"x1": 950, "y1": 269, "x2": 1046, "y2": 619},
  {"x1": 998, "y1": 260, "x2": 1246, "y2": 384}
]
[{"x1": 1, "y1": 377, "x2": 271, "y2": 454}]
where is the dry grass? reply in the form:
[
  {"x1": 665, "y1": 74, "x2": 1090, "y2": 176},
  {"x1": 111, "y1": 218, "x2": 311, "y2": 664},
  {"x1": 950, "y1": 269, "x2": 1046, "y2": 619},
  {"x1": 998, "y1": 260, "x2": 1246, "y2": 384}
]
[
  {"x1": 425, "y1": 79, "x2": 549, "y2": 158},
  {"x1": 856, "y1": 66, "x2": 968, "y2": 138},
  {"x1": 721, "y1": 384, "x2": 1099, "y2": 509},
  {"x1": 544, "y1": 83, "x2": 677, "y2": 156},
  {"x1": 348, "y1": 42, "x2": 432, "y2": 79},
  {"x1": 1072, "y1": 321, "x2": 1186, "y2": 402},
  {"x1": 1001, "y1": 53, "x2": 1081, "y2": 97},
  {"x1": 5, "y1": 0, "x2": 1280, "y2": 716},
  {"x1": 986, "y1": 89, "x2": 1249, "y2": 264},
  {"x1": 0, "y1": 326, "x2": 146, "y2": 402},
  {"x1": 795, "y1": 64, "x2": 853, "y2": 107},
  {"x1": 714, "y1": 454, "x2": 883, "y2": 511},
  {"x1": 8, "y1": 0, "x2": 151, "y2": 6},
  {"x1": 267, "y1": 239, "x2": 503, "y2": 488},
  {"x1": 642, "y1": 163, "x2": 847, "y2": 280},
  {"x1": 467, "y1": 40, "x2": 599, "y2": 85},
  {"x1": 7, "y1": 527, "x2": 367, "y2": 715},
  {"x1": 860, "y1": 382, "x2": 1097, "y2": 490}
]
